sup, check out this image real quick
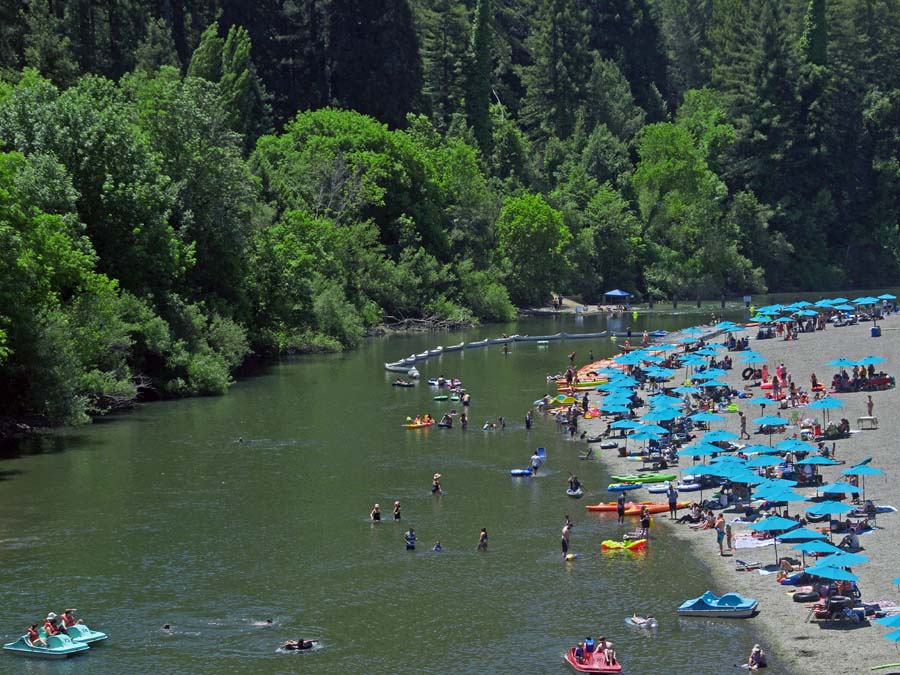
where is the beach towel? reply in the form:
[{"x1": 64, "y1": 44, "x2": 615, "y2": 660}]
[{"x1": 733, "y1": 536, "x2": 774, "y2": 549}]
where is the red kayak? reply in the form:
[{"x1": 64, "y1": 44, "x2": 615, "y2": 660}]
[
  {"x1": 564, "y1": 647, "x2": 622, "y2": 673},
  {"x1": 586, "y1": 501, "x2": 691, "y2": 515}
]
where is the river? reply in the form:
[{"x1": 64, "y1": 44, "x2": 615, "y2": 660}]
[{"x1": 1, "y1": 306, "x2": 809, "y2": 674}]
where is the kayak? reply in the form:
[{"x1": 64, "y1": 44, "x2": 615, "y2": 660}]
[
  {"x1": 510, "y1": 469, "x2": 534, "y2": 476},
  {"x1": 434, "y1": 395, "x2": 448, "y2": 400},
  {"x1": 563, "y1": 646, "x2": 623, "y2": 673},
  {"x1": 3, "y1": 633, "x2": 90, "y2": 658},
  {"x1": 392, "y1": 381, "x2": 415, "y2": 387},
  {"x1": 607, "y1": 483, "x2": 643, "y2": 492},
  {"x1": 437, "y1": 422, "x2": 452, "y2": 429},
  {"x1": 586, "y1": 501, "x2": 691, "y2": 515},
  {"x1": 610, "y1": 473, "x2": 677, "y2": 484},
  {"x1": 405, "y1": 421, "x2": 435, "y2": 429},
  {"x1": 602, "y1": 538, "x2": 648, "y2": 551},
  {"x1": 567, "y1": 487, "x2": 585, "y2": 499}
]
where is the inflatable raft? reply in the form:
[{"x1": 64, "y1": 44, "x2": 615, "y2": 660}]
[
  {"x1": 601, "y1": 538, "x2": 648, "y2": 551},
  {"x1": 404, "y1": 421, "x2": 435, "y2": 429}
]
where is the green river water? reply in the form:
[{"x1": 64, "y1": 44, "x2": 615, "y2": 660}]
[{"x1": 2, "y1": 308, "x2": 792, "y2": 674}]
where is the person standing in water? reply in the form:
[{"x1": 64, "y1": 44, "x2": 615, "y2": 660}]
[
  {"x1": 530, "y1": 450, "x2": 542, "y2": 475},
  {"x1": 616, "y1": 492, "x2": 626, "y2": 524},
  {"x1": 393, "y1": 501, "x2": 401, "y2": 520},
  {"x1": 432, "y1": 473, "x2": 443, "y2": 494},
  {"x1": 404, "y1": 527, "x2": 417, "y2": 550},
  {"x1": 561, "y1": 521, "x2": 572, "y2": 558},
  {"x1": 477, "y1": 528, "x2": 488, "y2": 551},
  {"x1": 370, "y1": 504, "x2": 381, "y2": 521},
  {"x1": 525, "y1": 409, "x2": 533, "y2": 429}
]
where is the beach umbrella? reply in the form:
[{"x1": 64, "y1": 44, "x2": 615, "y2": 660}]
[
  {"x1": 796, "y1": 456, "x2": 840, "y2": 465},
  {"x1": 630, "y1": 429, "x2": 662, "y2": 440},
  {"x1": 878, "y1": 293, "x2": 897, "y2": 300},
  {"x1": 643, "y1": 408, "x2": 681, "y2": 422},
  {"x1": 676, "y1": 336, "x2": 698, "y2": 344},
  {"x1": 806, "y1": 501, "x2": 854, "y2": 516},
  {"x1": 749, "y1": 515, "x2": 799, "y2": 562},
  {"x1": 724, "y1": 325, "x2": 745, "y2": 333},
  {"x1": 697, "y1": 368, "x2": 729, "y2": 378},
  {"x1": 775, "y1": 316, "x2": 794, "y2": 323},
  {"x1": 610, "y1": 419, "x2": 642, "y2": 430},
  {"x1": 775, "y1": 439, "x2": 818, "y2": 454},
  {"x1": 875, "y1": 615, "x2": 900, "y2": 627},
  {"x1": 797, "y1": 309, "x2": 819, "y2": 317},
  {"x1": 673, "y1": 386, "x2": 700, "y2": 394},
  {"x1": 761, "y1": 487, "x2": 809, "y2": 504},
  {"x1": 691, "y1": 411, "x2": 725, "y2": 423},
  {"x1": 820, "y1": 481, "x2": 862, "y2": 496},
  {"x1": 601, "y1": 404, "x2": 631, "y2": 414},
  {"x1": 751, "y1": 314, "x2": 773, "y2": 322},
  {"x1": 807, "y1": 397, "x2": 843, "y2": 409},
  {"x1": 885, "y1": 629, "x2": 900, "y2": 642},
  {"x1": 832, "y1": 297, "x2": 849, "y2": 303},
  {"x1": 754, "y1": 415, "x2": 788, "y2": 445},
  {"x1": 676, "y1": 443, "x2": 719, "y2": 460},
  {"x1": 853, "y1": 296, "x2": 879, "y2": 305},
  {"x1": 842, "y1": 463, "x2": 885, "y2": 502},
  {"x1": 682, "y1": 327, "x2": 704, "y2": 335},
  {"x1": 704, "y1": 429, "x2": 739, "y2": 443},
  {"x1": 856, "y1": 355, "x2": 886, "y2": 366},
  {"x1": 746, "y1": 396, "x2": 773, "y2": 415},
  {"x1": 778, "y1": 527, "x2": 826, "y2": 541},
  {"x1": 742, "y1": 355, "x2": 767, "y2": 365},
  {"x1": 818, "y1": 551, "x2": 869, "y2": 567},
  {"x1": 746, "y1": 455, "x2": 782, "y2": 468},
  {"x1": 826, "y1": 358, "x2": 857, "y2": 368},
  {"x1": 638, "y1": 423, "x2": 669, "y2": 435},
  {"x1": 698, "y1": 379, "x2": 730, "y2": 388},
  {"x1": 694, "y1": 348, "x2": 719, "y2": 357},
  {"x1": 757, "y1": 304, "x2": 784, "y2": 314},
  {"x1": 804, "y1": 565, "x2": 859, "y2": 582},
  {"x1": 743, "y1": 443, "x2": 779, "y2": 455},
  {"x1": 834, "y1": 304, "x2": 856, "y2": 311},
  {"x1": 793, "y1": 540, "x2": 839, "y2": 553}
]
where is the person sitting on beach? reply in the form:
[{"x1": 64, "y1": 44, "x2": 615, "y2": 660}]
[
  {"x1": 839, "y1": 530, "x2": 860, "y2": 551},
  {"x1": 747, "y1": 644, "x2": 767, "y2": 670}
]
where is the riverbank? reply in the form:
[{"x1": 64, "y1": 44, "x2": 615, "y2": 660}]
[{"x1": 577, "y1": 314, "x2": 900, "y2": 674}]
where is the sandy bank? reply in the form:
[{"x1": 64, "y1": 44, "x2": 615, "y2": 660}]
[{"x1": 575, "y1": 313, "x2": 900, "y2": 675}]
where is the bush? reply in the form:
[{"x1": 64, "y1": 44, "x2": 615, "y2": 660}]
[
  {"x1": 313, "y1": 281, "x2": 364, "y2": 348},
  {"x1": 186, "y1": 352, "x2": 231, "y2": 395}
]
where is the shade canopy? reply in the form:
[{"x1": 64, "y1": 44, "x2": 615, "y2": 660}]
[
  {"x1": 818, "y1": 551, "x2": 869, "y2": 567},
  {"x1": 604, "y1": 289, "x2": 632, "y2": 298},
  {"x1": 820, "y1": 481, "x2": 862, "y2": 495},
  {"x1": 755, "y1": 415, "x2": 787, "y2": 426},
  {"x1": 792, "y1": 540, "x2": 839, "y2": 553},
  {"x1": 748, "y1": 515, "x2": 799, "y2": 531},
  {"x1": 806, "y1": 501, "x2": 854, "y2": 516},
  {"x1": 777, "y1": 527, "x2": 827, "y2": 541},
  {"x1": 842, "y1": 464, "x2": 885, "y2": 477},
  {"x1": 704, "y1": 430, "x2": 739, "y2": 443},
  {"x1": 804, "y1": 565, "x2": 859, "y2": 582}
]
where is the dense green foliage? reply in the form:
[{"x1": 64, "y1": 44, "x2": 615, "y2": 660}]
[{"x1": 1, "y1": 0, "x2": 899, "y2": 427}]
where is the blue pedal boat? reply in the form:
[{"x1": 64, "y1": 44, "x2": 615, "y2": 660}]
[
  {"x1": 677, "y1": 591, "x2": 758, "y2": 618},
  {"x1": 4, "y1": 633, "x2": 90, "y2": 658},
  {"x1": 66, "y1": 624, "x2": 108, "y2": 644}
]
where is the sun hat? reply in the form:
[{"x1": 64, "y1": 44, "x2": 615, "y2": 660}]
[
  {"x1": 394, "y1": 501, "x2": 400, "y2": 506},
  {"x1": 752, "y1": 644, "x2": 761, "y2": 652},
  {"x1": 374, "y1": 504, "x2": 380, "y2": 508},
  {"x1": 46, "y1": 612, "x2": 57, "y2": 620}
]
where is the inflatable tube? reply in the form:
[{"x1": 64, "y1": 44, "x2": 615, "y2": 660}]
[
  {"x1": 792, "y1": 591, "x2": 820, "y2": 603},
  {"x1": 510, "y1": 469, "x2": 534, "y2": 476},
  {"x1": 437, "y1": 422, "x2": 452, "y2": 429},
  {"x1": 434, "y1": 395, "x2": 448, "y2": 400},
  {"x1": 647, "y1": 483, "x2": 670, "y2": 494},
  {"x1": 677, "y1": 483, "x2": 701, "y2": 492},
  {"x1": 564, "y1": 553, "x2": 579, "y2": 561},
  {"x1": 601, "y1": 538, "x2": 648, "y2": 551},
  {"x1": 608, "y1": 483, "x2": 643, "y2": 492},
  {"x1": 567, "y1": 487, "x2": 585, "y2": 499},
  {"x1": 600, "y1": 441, "x2": 618, "y2": 449},
  {"x1": 742, "y1": 367, "x2": 756, "y2": 380}
]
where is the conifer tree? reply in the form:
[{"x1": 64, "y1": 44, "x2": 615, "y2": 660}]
[
  {"x1": 799, "y1": 0, "x2": 827, "y2": 65},
  {"x1": 465, "y1": 0, "x2": 493, "y2": 153}
]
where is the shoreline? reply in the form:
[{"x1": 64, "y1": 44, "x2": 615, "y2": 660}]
[{"x1": 575, "y1": 312, "x2": 900, "y2": 675}]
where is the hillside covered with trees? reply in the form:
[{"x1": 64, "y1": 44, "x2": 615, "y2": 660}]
[{"x1": 1, "y1": 0, "x2": 899, "y2": 428}]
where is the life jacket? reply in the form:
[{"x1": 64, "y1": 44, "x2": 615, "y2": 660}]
[
  {"x1": 26, "y1": 627, "x2": 39, "y2": 643},
  {"x1": 43, "y1": 620, "x2": 59, "y2": 636}
]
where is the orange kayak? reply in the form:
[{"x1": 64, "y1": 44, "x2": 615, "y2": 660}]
[{"x1": 586, "y1": 501, "x2": 691, "y2": 516}]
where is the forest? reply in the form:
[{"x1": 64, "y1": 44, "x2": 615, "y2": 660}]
[{"x1": 1, "y1": 0, "x2": 899, "y2": 429}]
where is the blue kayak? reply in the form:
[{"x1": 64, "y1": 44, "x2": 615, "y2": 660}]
[
  {"x1": 510, "y1": 469, "x2": 534, "y2": 476},
  {"x1": 3, "y1": 633, "x2": 89, "y2": 658},
  {"x1": 608, "y1": 483, "x2": 643, "y2": 491}
]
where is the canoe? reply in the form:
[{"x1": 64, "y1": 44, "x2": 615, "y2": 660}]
[
  {"x1": 427, "y1": 347, "x2": 443, "y2": 356},
  {"x1": 385, "y1": 361, "x2": 415, "y2": 372},
  {"x1": 404, "y1": 421, "x2": 435, "y2": 429},
  {"x1": 434, "y1": 395, "x2": 448, "y2": 401},
  {"x1": 65, "y1": 624, "x2": 108, "y2": 644},
  {"x1": 392, "y1": 381, "x2": 415, "y2": 388},
  {"x1": 586, "y1": 501, "x2": 690, "y2": 515},
  {"x1": 465, "y1": 339, "x2": 489, "y2": 348},
  {"x1": 607, "y1": 483, "x2": 643, "y2": 492},
  {"x1": 515, "y1": 333, "x2": 563, "y2": 342},
  {"x1": 489, "y1": 336, "x2": 517, "y2": 344},
  {"x1": 563, "y1": 646, "x2": 622, "y2": 673},
  {"x1": 567, "y1": 487, "x2": 585, "y2": 498},
  {"x1": 443, "y1": 342, "x2": 465, "y2": 352},
  {"x1": 610, "y1": 473, "x2": 677, "y2": 484},
  {"x1": 601, "y1": 538, "x2": 647, "y2": 551},
  {"x1": 3, "y1": 634, "x2": 90, "y2": 658},
  {"x1": 510, "y1": 469, "x2": 534, "y2": 476},
  {"x1": 562, "y1": 331, "x2": 609, "y2": 339},
  {"x1": 677, "y1": 591, "x2": 758, "y2": 618}
]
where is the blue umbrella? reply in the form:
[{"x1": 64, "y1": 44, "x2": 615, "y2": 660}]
[
  {"x1": 682, "y1": 327, "x2": 704, "y2": 335},
  {"x1": 638, "y1": 424, "x2": 669, "y2": 435},
  {"x1": 826, "y1": 358, "x2": 857, "y2": 367},
  {"x1": 643, "y1": 409, "x2": 681, "y2": 422},
  {"x1": 775, "y1": 316, "x2": 794, "y2": 323},
  {"x1": 691, "y1": 412, "x2": 725, "y2": 422},
  {"x1": 673, "y1": 386, "x2": 699, "y2": 394},
  {"x1": 842, "y1": 463, "x2": 885, "y2": 502},
  {"x1": 754, "y1": 479, "x2": 799, "y2": 494},
  {"x1": 676, "y1": 336, "x2": 698, "y2": 344},
  {"x1": 856, "y1": 355, "x2": 885, "y2": 366},
  {"x1": 601, "y1": 404, "x2": 631, "y2": 414},
  {"x1": 676, "y1": 443, "x2": 719, "y2": 458},
  {"x1": 746, "y1": 397, "x2": 773, "y2": 411},
  {"x1": 755, "y1": 415, "x2": 787, "y2": 426},
  {"x1": 796, "y1": 455, "x2": 839, "y2": 466},
  {"x1": 875, "y1": 615, "x2": 900, "y2": 627},
  {"x1": 797, "y1": 309, "x2": 819, "y2": 317},
  {"x1": 804, "y1": 565, "x2": 859, "y2": 582},
  {"x1": 748, "y1": 515, "x2": 798, "y2": 531},
  {"x1": 743, "y1": 444, "x2": 779, "y2": 455},
  {"x1": 704, "y1": 429, "x2": 739, "y2": 443},
  {"x1": 818, "y1": 551, "x2": 869, "y2": 567},
  {"x1": 741, "y1": 355, "x2": 767, "y2": 364},
  {"x1": 724, "y1": 325, "x2": 745, "y2": 333},
  {"x1": 775, "y1": 439, "x2": 817, "y2": 454},
  {"x1": 807, "y1": 398, "x2": 843, "y2": 410},
  {"x1": 777, "y1": 527, "x2": 826, "y2": 541},
  {"x1": 630, "y1": 429, "x2": 662, "y2": 440},
  {"x1": 760, "y1": 487, "x2": 809, "y2": 503},
  {"x1": 820, "y1": 482, "x2": 862, "y2": 495},
  {"x1": 806, "y1": 501, "x2": 853, "y2": 516},
  {"x1": 610, "y1": 419, "x2": 642, "y2": 429},
  {"x1": 878, "y1": 293, "x2": 897, "y2": 300},
  {"x1": 833, "y1": 304, "x2": 856, "y2": 311},
  {"x1": 698, "y1": 380, "x2": 729, "y2": 388},
  {"x1": 793, "y1": 540, "x2": 839, "y2": 553},
  {"x1": 885, "y1": 629, "x2": 900, "y2": 642},
  {"x1": 832, "y1": 297, "x2": 849, "y2": 303},
  {"x1": 746, "y1": 455, "x2": 782, "y2": 468}
]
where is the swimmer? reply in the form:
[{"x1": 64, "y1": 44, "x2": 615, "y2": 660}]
[
  {"x1": 281, "y1": 639, "x2": 318, "y2": 651},
  {"x1": 370, "y1": 503, "x2": 381, "y2": 521},
  {"x1": 432, "y1": 541, "x2": 442, "y2": 552},
  {"x1": 630, "y1": 614, "x2": 656, "y2": 628},
  {"x1": 162, "y1": 623, "x2": 172, "y2": 631}
]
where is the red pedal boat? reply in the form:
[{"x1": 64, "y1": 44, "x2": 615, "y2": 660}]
[{"x1": 563, "y1": 647, "x2": 622, "y2": 673}]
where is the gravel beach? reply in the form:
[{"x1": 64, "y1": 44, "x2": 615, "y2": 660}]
[{"x1": 576, "y1": 311, "x2": 900, "y2": 675}]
